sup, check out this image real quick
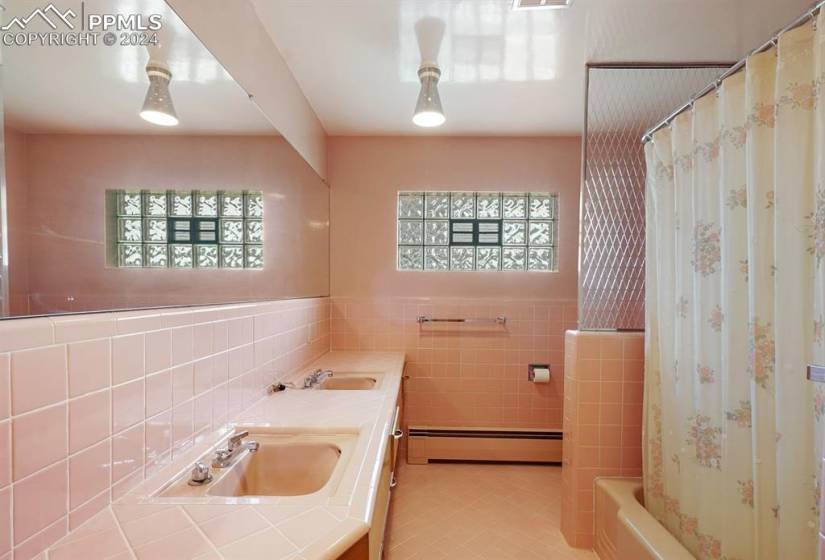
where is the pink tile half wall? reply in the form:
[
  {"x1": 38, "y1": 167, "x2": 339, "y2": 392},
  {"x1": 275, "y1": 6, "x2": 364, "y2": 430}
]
[
  {"x1": 560, "y1": 330, "x2": 645, "y2": 549},
  {"x1": 0, "y1": 297, "x2": 329, "y2": 560}
]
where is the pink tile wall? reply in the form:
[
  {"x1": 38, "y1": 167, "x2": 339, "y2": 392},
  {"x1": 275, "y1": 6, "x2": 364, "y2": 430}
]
[
  {"x1": 0, "y1": 297, "x2": 329, "y2": 560},
  {"x1": 560, "y1": 330, "x2": 644, "y2": 549},
  {"x1": 331, "y1": 297, "x2": 577, "y2": 429},
  {"x1": 326, "y1": 136, "x2": 582, "y2": 440}
]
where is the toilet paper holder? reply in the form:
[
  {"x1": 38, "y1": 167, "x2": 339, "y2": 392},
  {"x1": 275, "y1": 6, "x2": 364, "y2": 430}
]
[{"x1": 528, "y1": 364, "x2": 550, "y2": 382}]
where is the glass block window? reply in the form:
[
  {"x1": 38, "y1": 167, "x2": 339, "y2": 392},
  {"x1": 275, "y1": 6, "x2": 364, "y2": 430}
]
[
  {"x1": 112, "y1": 190, "x2": 263, "y2": 269},
  {"x1": 397, "y1": 191, "x2": 558, "y2": 272}
]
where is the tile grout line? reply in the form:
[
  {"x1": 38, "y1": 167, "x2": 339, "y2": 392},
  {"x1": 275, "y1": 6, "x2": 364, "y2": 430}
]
[
  {"x1": 108, "y1": 507, "x2": 138, "y2": 560},
  {"x1": 12, "y1": 514, "x2": 66, "y2": 558},
  {"x1": 249, "y1": 504, "x2": 315, "y2": 552},
  {"x1": 177, "y1": 506, "x2": 225, "y2": 558}
]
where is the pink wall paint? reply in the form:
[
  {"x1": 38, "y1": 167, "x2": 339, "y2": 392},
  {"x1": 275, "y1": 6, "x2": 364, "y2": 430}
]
[
  {"x1": 0, "y1": 296, "x2": 330, "y2": 560},
  {"x1": 327, "y1": 136, "x2": 581, "y2": 299},
  {"x1": 5, "y1": 132, "x2": 329, "y2": 316},
  {"x1": 560, "y1": 330, "x2": 644, "y2": 549},
  {"x1": 5, "y1": 127, "x2": 30, "y2": 316}
]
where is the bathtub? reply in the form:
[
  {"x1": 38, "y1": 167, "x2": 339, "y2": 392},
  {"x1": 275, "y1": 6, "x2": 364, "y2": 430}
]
[{"x1": 594, "y1": 478, "x2": 695, "y2": 560}]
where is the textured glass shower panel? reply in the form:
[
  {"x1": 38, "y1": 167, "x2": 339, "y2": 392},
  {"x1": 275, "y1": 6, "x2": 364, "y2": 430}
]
[
  {"x1": 397, "y1": 191, "x2": 558, "y2": 272},
  {"x1": 113, "y1": 189, "x2": 264, "y2": 269},
  {"x1": 580, "y1": 66, "x2": 728, "y2": 329}
]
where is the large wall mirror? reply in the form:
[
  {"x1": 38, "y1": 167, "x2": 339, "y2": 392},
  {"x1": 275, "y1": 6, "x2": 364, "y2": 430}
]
[{"x1": 0, "y1": 0, "x2": 330, "y2": 318}]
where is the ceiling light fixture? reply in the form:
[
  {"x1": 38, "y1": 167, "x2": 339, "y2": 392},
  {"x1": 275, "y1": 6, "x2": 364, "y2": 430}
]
[
  {"x1": 140, "y1": 62, "x2": 179, "y2": 127},
  {"x1": 413, "y1": 62, "x2": 445, "y2": 128}
]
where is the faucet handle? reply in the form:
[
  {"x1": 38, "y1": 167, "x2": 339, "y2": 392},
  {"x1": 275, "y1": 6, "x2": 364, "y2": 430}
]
[
  {"x1": 228, "y1": 430, "x2": 249, "y2": 449},
  {"x1": 188, "y1": 461, "x2": 212, "y2": 486},
  {"x1": 304, "y1": 371, "x2": 319, "y2": 388}
]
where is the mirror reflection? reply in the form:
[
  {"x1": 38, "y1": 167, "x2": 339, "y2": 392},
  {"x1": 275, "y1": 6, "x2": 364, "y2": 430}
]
[{"x1": 0, "y1": 0, "x2": 329, "y2": 318}]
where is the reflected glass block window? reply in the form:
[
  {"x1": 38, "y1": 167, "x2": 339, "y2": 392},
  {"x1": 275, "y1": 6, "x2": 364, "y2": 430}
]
[
  {"x1": 397, "y1": 191, "x2": 558, "y2": 271},
  {"x1": 245, "y1": 246, "x2": 264, "y2": 269},
  {"x1": 196, "y1": 245, "x2": 219, "y2": 268},
  {"x1": 118, "y1": 244, "x2": 143, "y2": 267},
  {"x1": 145, "y1": 219, "x2": 167, "y2": 242},
  {"x1": 171, "y1": 245, "x2": 194, "y2": 268},
  {"x1": 117, "y1": 192, "x2": 142, "y2": 216},
  {"x1": 196, "y1": 191, "x2": 219, "y2": 217},
  {"x1": 220, "y1": 219, "x2": 244, "y2": 244},
  {"x1": 220, "y1": 192, "x2": 244, "y2": 217},
  {"x1": 221, "y1": 246, "x2": 244, "y2": 268},
  {"x1": 145, "y1": 244, "x2": 168, "y2": 268},
  {"x1": 144, "y1": 192, "x2": 167, "y2": 216},
  {"x1": 112, "y1": 189, "x2": 263, "y2": 269},
  {"x1": 246, "y1": 193, "x2": 264, "y2": 218},
  {"x1": 170, "y1": 192, "x2": 193, "y2": 217}
]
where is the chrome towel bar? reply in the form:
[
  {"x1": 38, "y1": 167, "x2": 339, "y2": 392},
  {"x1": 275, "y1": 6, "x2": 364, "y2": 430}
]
[{"x1": 416, "y1": 315, "x2": 506, "y2": 325}]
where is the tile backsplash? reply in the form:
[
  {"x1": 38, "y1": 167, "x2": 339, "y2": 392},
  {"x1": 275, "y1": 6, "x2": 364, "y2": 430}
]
[
  {"x1": 331, "y1": 297, "x2": 577, "y2": 429},
  {"x1": 0, "y1": 297, "x2": 329, "y2": 560}
]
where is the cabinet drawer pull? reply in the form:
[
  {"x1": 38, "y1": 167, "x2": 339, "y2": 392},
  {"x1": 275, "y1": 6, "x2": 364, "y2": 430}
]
[
  {"x1": 390, "y1": 475, "x2": 398, "y2": 488},
  {"x1": 393, "y1": 429, "x2": 404, "y2": 440}
]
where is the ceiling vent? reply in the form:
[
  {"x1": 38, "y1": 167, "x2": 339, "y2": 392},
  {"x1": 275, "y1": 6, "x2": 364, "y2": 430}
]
[{"x1": 512, "y1": 0, "x2": 574, "y2": 10}]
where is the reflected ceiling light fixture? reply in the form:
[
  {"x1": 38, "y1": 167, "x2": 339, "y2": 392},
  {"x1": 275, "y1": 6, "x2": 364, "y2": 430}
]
[
  {"x1": 512, "y1": 0, "x2": 574, "y2": 9},
  {"x1": 140, "y1": 61, "x2": 179, "y2": 127},
  {"x1": 413, "y1": 62, "x2": 445, "y2": 128}
]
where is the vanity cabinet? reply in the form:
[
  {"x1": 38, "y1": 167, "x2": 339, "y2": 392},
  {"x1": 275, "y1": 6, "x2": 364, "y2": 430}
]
[
  {"x1": 339, "y1": 373, "x2": 404, "y2": 560},
  {"x1": 369, "y1": 391, "x2": 403, "y2": 559}
]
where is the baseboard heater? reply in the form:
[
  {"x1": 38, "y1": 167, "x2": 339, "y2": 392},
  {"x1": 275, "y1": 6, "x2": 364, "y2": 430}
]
[{"x1": 407, "y1": 426, "x2": 563, "y2": 464}]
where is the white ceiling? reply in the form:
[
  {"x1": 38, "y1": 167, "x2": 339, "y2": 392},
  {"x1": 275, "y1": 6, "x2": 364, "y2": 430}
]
[
  {"x1": 251, "y1": 0, "x2": 813, "y2": 136},
  {"x1": 3, "y1": 0, "x2": 274, "y2": 134}
]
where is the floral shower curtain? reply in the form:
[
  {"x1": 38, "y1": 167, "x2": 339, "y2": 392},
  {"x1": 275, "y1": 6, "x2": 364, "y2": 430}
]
[{"x1": 644, "y1": 12, "x2": 825, "y2": 560}]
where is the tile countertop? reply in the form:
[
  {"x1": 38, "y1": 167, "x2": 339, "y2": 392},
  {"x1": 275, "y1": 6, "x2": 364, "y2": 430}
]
[{"x1": 44, "y1": 351, "x2": 405, "y2": 560}]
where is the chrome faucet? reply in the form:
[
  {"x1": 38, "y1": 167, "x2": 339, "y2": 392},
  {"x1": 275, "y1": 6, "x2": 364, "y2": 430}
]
[
  {"x1": 302, "y1": 368, "x2": 333, "y2": 389},
  {"x1": 188, "y1": 461, "x2": 212, "y2": 486},
  {"x1": 211, "y1": 430, "x2": 259, "y2": 469}
]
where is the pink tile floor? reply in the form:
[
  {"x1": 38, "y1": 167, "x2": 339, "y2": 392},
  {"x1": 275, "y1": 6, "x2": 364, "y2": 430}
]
[{"x1": 384, "y1": 461, "x2": 597, "y2": 560}]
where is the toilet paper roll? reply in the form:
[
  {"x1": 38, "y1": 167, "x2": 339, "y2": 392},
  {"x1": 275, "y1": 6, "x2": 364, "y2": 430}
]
[{"x1": 531, "y1": 367, "x2": 550, "y2": 383}]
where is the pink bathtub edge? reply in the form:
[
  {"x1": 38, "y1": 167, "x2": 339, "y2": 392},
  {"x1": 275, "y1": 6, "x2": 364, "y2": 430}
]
[{"x1": 594, "y1": 478, "x2": 695, "y2": 560}]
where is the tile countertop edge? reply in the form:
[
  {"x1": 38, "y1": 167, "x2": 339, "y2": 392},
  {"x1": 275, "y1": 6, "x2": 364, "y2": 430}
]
[
  {"x1": 43, "y1": 350, "x2": 405, "y2": 560},
  {"x1": 303, "y1": 518, "x2": 370, "y2": 560}
]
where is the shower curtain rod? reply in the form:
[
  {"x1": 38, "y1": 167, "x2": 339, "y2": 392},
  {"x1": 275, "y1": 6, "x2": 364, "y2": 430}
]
[{"x1": 641, "y1": 0, "x2": 825, "y2": 143}]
